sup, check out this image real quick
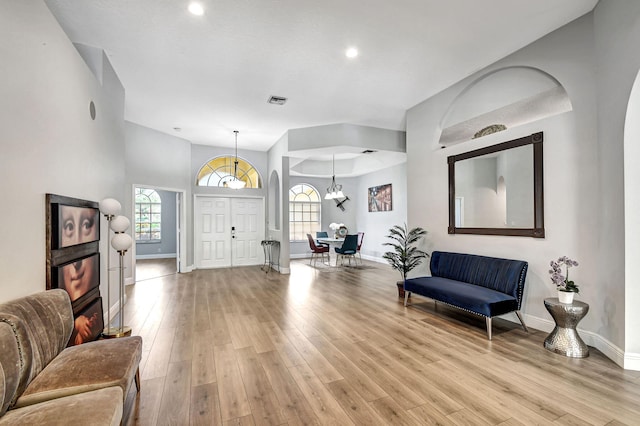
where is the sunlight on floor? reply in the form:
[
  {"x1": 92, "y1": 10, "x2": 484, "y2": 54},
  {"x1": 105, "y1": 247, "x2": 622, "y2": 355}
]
[{"x1": 287, "y1": 261, "x2": 316, "y2": 304}]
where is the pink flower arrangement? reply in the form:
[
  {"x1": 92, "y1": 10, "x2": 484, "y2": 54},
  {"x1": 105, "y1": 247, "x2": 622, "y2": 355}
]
[{"x1": 549, "y1": 256, "x2": 579, "y2": 293}]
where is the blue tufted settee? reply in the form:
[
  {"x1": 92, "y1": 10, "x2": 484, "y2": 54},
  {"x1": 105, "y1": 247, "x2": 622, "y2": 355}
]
[{"x1": 403, "y1": 251, "x2": 529, "y2": 340}]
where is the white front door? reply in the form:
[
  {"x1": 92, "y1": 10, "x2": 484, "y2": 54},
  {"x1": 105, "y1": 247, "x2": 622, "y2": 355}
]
[
  {"x1": 231, "y1": 198, "x2": 263, "y2": 266},
  {"x1": 195, "y1": 196, "x2": 264, "y2": 268}
]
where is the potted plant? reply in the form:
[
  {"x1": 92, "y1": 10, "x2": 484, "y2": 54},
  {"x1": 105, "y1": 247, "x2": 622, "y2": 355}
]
[
  {"x1": 549, "y1": 256, "x2": 579, "y2": 304},
  {"x1": 383, "y1": 224, "x2": 429, "y2": 298}
]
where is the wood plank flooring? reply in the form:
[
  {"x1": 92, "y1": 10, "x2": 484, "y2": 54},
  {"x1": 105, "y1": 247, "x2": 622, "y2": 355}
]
[{"x1": 122, "y1": 260, "x2": 640, "y2": 425}]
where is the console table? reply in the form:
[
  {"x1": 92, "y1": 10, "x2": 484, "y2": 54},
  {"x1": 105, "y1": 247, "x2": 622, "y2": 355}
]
[
  {"x1": 261, "y1": 240, "x2": 280, "y2": 273},
  {"x1": 543, "y1": 298, "x2": 589, "y2": 358}
]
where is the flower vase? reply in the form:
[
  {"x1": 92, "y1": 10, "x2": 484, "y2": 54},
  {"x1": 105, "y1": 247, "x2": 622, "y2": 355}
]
[{"x1": 558, "y1": 290, "x2": 574, "y2": 304}]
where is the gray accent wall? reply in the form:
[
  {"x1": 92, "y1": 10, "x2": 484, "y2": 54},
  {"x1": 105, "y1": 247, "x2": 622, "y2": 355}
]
[{"x1": 135, "y1": 189, "x2": 177, "y2": 258}]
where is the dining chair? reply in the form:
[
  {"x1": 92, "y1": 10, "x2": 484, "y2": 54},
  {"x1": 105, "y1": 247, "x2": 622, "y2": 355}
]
[
  {"x1": 334, "y1": 234, "x2": 358, "y2": 266},
  {"x1": 356, "y1": 232, "x2": 365, "y2": 264},
  {"x1": 307, "y1": 234, "x2": 329, "y2": 266},
  {"x1": 316, "y1": 231, "x2": 329, "y2": 248}
]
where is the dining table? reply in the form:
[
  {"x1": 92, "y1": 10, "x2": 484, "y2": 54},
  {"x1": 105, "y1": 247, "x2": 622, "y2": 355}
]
[{"x1": 316, "y1": 237, "x2": 346, "y2": 266}]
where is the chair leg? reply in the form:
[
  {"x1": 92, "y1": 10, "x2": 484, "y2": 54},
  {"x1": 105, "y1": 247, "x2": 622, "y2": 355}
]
[
  {"x1": 485, "y1": 317, "x2": 492, "y2": 340},
  {"x1": 404, "y1": 291, "x2": 410, "y2": 306},
  {"x1": 515, "y1": 310, "x2": 529, "y2": 333}
]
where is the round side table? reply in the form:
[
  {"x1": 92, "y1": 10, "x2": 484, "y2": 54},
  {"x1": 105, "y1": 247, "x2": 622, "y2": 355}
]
[{"x1": 543, "y1": 298, "x2": 589, "y2": 358}]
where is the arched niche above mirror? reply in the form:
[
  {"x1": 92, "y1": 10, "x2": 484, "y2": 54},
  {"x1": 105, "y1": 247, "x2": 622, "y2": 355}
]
[
  {"x1": 439, "y1": 67, "x2": 571, "y2": 147},
  {"x1": 448, "y1": 132, "x2": 544, "y2": 238}
]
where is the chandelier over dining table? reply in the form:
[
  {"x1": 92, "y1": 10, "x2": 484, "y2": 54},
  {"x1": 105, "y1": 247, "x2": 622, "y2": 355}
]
[{"x1": 325, "y1": 155, "x2": 345, "y2": 199}]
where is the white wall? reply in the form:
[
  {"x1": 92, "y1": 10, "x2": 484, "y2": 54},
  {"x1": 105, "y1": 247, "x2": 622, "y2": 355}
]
[
  {"x1": 125, "y1": 122, "x2": 192, "y2": 266},
  {"x1": 407, "y1": 13, "x2": 616, "y2": 355},
  {"x1": 0, "y1": 0, "x2": 126, "y2": 304},
  {"x1": 267, "y1": 132, "x2": 290, "y2": 272},
  {"x1": 356, "y1": 163, "x2": 408, "y2": 264},
  {"x1": 593, "y1": 0, "x2": 640, "y2": 366}
]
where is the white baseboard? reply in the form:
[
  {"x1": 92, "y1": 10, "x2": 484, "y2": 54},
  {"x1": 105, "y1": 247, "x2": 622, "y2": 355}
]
[
  {"x1": 135, "y1": 253, "x2": 177, "y2": 260},
  {"x1": 624, "y1": 352, "x2": 640, "y2": 370},
  {"x1": 181, "y1": 265, "x2": 194, "y2": 273},
  {"x1": 361, "y1": 254, "x2": 386, "y2": 264},
  {"x1": 290, "y1": 253, "x2": 387, "y2": 264},
  {"x1": 521, "y1": 313, "x2": 626, "y2": 369},
  {"x1": 125, "y1": 277, "x2": 134, "y2": 286},
  {"x1": 290, "y1": 254, "x2": 310, "y2": 259}
]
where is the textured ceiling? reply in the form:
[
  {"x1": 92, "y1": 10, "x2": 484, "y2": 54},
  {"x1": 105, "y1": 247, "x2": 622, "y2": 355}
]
[{"x1": 44, "y1": 0, "x2": 597, "y2": 152}]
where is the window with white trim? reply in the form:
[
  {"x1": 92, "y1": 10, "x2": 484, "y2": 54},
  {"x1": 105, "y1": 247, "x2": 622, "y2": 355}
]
[
  {"x1": 135, "y1": 188, "x2": 161, "y2": 241},
  {"x1": 289, "y1": 183, "x2": 321, "y2": 241}
]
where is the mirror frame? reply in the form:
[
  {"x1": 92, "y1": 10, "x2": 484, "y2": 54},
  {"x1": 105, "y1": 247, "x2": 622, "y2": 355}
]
[{"x1": 448, "y1": 132, "x2": 544, "y2": 238}]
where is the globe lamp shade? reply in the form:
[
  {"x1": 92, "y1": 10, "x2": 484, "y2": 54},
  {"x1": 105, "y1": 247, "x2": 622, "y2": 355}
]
[
  {"x1": 110, "y1": 215, "x2": 131, "y2": 233},
  {"x1": 99, "y1": 198, "x2": 121, "y2": 217},
  {"x1": 111, "y1": 233, "x2": 133, "y2": 253}
]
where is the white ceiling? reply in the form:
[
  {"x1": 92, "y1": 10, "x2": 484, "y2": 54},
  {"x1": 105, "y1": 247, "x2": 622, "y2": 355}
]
[{"x1": 44, "y1": 0, "x2": 597, "y2": 153}]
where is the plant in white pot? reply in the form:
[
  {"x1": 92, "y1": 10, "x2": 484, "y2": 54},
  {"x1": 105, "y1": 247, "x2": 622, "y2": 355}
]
[
  {"x1": 383, "y1": 224, "x2": 429, "y2": 298},
  {"x1": 549, "y1": 256, "x2": 579, "y2": 304}
]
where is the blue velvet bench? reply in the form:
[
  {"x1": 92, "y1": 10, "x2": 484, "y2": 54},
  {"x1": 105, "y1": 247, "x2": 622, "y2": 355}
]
[{"x1": 403, "y1": 251, "x2": 529, "y2": 340}]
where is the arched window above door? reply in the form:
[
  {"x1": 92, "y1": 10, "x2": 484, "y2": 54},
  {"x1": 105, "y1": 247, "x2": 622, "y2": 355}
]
[{"x1": 196, "y1": 156, "x2": 262, "y2": 188}]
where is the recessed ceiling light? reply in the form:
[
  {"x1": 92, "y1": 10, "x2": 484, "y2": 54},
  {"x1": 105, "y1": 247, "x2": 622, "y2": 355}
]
[
  {"x1": 345, "y1": 47, "x2": 358, "y2": 58},
  {"x1": 188, "y1": 2, "x2": 204, "y2": 16}
]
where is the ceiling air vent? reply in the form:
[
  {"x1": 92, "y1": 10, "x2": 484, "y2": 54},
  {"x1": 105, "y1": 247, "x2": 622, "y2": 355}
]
[
  {"x1": 362, "y1": 149, "x2": 377, "y2": 154},
  {"x1": 267, "y1": 95, "x2": 287, "y2": 105}
]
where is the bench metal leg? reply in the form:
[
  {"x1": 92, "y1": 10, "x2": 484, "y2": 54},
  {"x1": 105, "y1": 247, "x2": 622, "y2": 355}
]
[
  {"x1": 515, "y1": 310, "x2": 529, "y2": 333},
  {"x1": 486, "y1": 317, "x2": 492, "y2": 340},
  {"x1": 404, "y1": 291, "x2": 411, "y2": 306}
]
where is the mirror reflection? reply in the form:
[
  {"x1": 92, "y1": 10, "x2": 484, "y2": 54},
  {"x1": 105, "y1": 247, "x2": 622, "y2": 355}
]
[
  {"x1": 454, "y1": 144, "x2": 533, "y2": 228},
  {"x1": 448, "y1": 132, "x2": 544, "y2": 238}
]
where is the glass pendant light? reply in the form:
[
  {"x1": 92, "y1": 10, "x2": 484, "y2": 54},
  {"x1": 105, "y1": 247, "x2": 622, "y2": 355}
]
[{"x1": 227, "y1": 130, "x2": 246, "y2": 189}]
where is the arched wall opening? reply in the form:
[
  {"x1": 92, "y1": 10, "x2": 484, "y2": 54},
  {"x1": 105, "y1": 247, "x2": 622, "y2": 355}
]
[{"x1": 624, "y1": 68, "x2": 640, "y2": 366}]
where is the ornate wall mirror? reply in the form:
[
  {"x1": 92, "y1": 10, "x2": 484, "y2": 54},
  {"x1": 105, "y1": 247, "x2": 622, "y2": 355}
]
[{"x1": 448, "y1": 132, "x2": 544, "y2": 238}]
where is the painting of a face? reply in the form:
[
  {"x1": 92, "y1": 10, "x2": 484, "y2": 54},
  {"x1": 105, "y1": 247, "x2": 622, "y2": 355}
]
[
  {"x1": 58, "y1": 254, "x2": 99, "y2": 302},
  {"x1": 59, "y1": 205, "x2": 98, "y2": 247}
]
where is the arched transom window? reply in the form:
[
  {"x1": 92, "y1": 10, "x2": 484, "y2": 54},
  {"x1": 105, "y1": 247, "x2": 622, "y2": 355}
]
[
  {"x1": 135, "y1": 188, "x2": 161, "y2": 241},
  {"x1": 289, "y1": 183, "x2": 321, "y2": 241},
  {"x1": 196, "y1": 156, "x2": 262, "y2": 188}
]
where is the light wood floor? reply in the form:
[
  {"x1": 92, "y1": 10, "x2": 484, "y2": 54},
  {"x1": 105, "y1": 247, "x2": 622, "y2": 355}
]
[
  {"x1": 122, "y1": 259, "x2": 640, "y2": 425},
  {"x1": 135, "y1": 258, "x2": 177, "y2": 282}
]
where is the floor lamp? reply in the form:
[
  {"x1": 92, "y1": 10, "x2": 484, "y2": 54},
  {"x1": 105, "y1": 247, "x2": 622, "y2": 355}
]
[
  {"x1": 107, "y1": 216, "x2": 133, "y2": 338},
  {"x1": 99, "y1": 198, "x2": 121, "y2": 338}
]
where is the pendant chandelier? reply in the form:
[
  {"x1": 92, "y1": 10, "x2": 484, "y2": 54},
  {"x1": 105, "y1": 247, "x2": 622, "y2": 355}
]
[
  {"x1": 227, "y1": 130, "x2": 246, "y2": 189},
  {"x1": 325, "y1": 155, "x2": 345, "y2": 199}
]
